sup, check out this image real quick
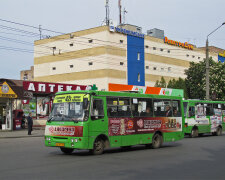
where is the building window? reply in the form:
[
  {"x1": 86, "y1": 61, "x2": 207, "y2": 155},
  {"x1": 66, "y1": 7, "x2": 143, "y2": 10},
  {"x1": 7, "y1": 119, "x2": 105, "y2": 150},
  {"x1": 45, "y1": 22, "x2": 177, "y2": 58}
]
[
  {"x1": 138, "y1": 73, "x2": 140, "y2": 82},
  {"x1": 69, "y1": 43, "x2": 73, "y2": 47},
  {"x1": 145, "y1": 45, "x2": 149, "y2": 48},
  {"x1": 160, "y1": 48, "x2": 164, "y2": 52},
  {"x1": 52, "y1": 67, "x2": 56, "y2": 70},
  {"x1": 120, "y1": 40, "x2": 123, "y2": 43},
  {"x1": 89, "y1": 62, "x2": 93, "y2": 66},
  {"x1": 89, "y1": 39, "x2": 93, "y2": 43},
  {"x1": 161, "y1": 68, "x2": 164, "y2": 71},
  {"x1": 168, "y1": 50, "x2": 170, "y2": 53},
  {"x1": 137, "y1": 52, "x2": 140, "y2": 60},
  {"x1": 168, "y1": 67, "x2": 172, "y2": 72},
  {"x1": 153, "y1": 67, "x2": 157, "y2": 70},
  {"x1": 52, "y1": 47, "x2": 56, "y2": 56},
  {"x1": 198, "y1": 57, "x2": 201, "y2": 59},
  {"x1": 23, "y1": 74, "x2": 28, "y2": 80},
  {"x1": 186, "y1": 54, "x2": 189, "y2": 57},
  {"x1": 120, "y1": 62, "x2": 124, "y2": 66},
  {"x1": 70, "y1": 65, "x2": 74, "y2": 68},
  {"x1": 153, "y1": 47, "x2": 156, "y2": 50},
  {"x1": 192, "y1": 55, "x2": 195, "y2": 58},
  {"x1": 146, "y1": 66, "x2": 149, "y2": 69}
]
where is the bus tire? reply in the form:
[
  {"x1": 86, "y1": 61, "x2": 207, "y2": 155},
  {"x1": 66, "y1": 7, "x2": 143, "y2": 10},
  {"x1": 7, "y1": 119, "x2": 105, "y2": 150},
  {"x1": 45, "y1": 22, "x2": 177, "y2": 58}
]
[
  {"x1": 215, "y1": 127, "x2": 222, "y2": 136},
  {"x1": 190, "y1": 128, "x2": 198, "y2": 138},
  {"x1": 60, "y1": 147, "x2": 74, "y2": 154},
  {"x1": 91, "y1": 139, "x2": 104, "y2": 155},
  {"x1": 151, "y1": 133, "x2": 163, "y2": 149}
]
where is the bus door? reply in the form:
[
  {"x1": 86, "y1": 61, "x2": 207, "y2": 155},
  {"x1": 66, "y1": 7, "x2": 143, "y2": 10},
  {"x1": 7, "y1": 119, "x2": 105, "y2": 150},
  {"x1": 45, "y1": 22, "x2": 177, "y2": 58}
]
[
  {"x1": 186, "y1": 105, "x2": 195, "y2": 126},
  {"x1": 89, "y1": 97, "x2": 108, "y2": 138}
]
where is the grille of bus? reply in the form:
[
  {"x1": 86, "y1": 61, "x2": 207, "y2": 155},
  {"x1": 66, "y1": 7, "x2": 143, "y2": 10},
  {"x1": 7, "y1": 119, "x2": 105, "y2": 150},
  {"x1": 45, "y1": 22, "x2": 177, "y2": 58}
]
[{"x1": 53, "y1": 137, "x2": 68, "y2": 140}]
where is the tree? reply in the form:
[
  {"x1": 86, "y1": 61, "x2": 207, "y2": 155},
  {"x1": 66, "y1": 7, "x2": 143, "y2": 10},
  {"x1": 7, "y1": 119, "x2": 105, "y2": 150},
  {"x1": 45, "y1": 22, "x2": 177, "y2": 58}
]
[
  {"x1": 167, "y1": 78, "x2": 188, "y2": 99},
  {"x1": 185, "y1": 57, "x2": 225, "y2": 101},
  {"x1": 154, "y1": 77, "x2": 167, "y2": 88}
]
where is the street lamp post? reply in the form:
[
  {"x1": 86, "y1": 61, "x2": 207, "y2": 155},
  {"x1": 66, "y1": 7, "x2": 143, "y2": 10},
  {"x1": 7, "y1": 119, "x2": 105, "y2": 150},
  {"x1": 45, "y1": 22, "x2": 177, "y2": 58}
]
[{"x1": 205, "y1": 22, "x2": 225, "y2": 100}]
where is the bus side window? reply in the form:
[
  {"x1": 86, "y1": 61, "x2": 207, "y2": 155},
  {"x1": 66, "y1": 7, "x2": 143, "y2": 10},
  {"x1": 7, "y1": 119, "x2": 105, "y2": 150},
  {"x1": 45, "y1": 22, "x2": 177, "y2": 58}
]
[
  {"x1": 118, "y1": 98, "x2": 131, "y2": 117},
  {"x1": 107, "y1": 97, "x2": 118, "y2": 117},
  {"x1": 131, "y1": 98, "x2": 139, "y2": 117},
  {"x1": 172, "y1": 100, "x2": 181, "y2": 117},
  {"x1": 213, "y1": 104, "x2": 222, "y2": 116},
  {"x1": 183, "y1": 102, "x2": 188, "y2": 117},
  {"x1": 205, "y1": 104, "x2": 213, "y2": 116},
  {"x1": 153, "y1": 99, "x2": 166, "y2": 117},
  {"x1": 222, "y1": 104, "x2": 225, "y2": 115},
  {"x1": 91, "y1": 99, "x2": 104, "y2": 120},
  {"x1": 188, "y1": 107, "x2": 195, "y2": 117}
]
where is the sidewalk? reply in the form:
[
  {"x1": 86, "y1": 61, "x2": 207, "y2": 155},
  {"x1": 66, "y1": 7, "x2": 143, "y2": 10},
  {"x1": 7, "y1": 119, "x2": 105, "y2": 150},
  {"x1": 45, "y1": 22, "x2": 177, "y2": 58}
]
[{"x1": 0, "y1": 128, "x2": 45, "y2": 138}]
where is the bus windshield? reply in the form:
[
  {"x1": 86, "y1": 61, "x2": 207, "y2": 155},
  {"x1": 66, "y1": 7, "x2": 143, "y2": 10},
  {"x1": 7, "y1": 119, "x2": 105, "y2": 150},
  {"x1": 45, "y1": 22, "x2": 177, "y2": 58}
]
[{"x1": 49, "y1": 94, "x2": 89, "y2": 122}]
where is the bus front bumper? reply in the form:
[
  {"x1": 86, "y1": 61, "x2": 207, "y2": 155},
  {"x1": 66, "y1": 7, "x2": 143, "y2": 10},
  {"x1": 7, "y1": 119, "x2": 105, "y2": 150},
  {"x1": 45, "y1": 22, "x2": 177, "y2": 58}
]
[{"x1": 45, "y1": 136, "x2": 89, "y2": 149}]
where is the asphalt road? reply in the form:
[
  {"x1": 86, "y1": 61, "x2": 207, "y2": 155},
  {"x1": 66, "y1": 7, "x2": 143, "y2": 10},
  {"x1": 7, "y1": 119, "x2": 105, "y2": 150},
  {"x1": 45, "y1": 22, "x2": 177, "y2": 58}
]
[{"x1": 0, "y1": 134, "x2": 225, "y2": 180}]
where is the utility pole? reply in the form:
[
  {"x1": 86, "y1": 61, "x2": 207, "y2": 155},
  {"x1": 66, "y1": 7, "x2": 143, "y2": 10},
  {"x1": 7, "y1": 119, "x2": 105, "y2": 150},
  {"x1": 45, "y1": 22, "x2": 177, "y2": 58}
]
[
  {"x1": 205, "y1": 22, "x2": 225, "y2": 100},
  {"x1": 205, "y1": 38, "x2": 209, "y2": 100}
]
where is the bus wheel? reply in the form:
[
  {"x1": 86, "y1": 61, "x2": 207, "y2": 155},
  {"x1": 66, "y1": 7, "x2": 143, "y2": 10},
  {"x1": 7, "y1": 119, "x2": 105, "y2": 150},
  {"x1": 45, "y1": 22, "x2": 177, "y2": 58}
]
[
  {"x1": 215, "y1": 127, "x2": 222, "y2": 136},
  {"x1": 60, "y1": 147, "x2": 74, "y2": 154},
  {"x1": 151, "y1": 134, "x2": 163, "y2": 149},
  {"x1": 190, "y1": 128, "x2": 198, "y2": 138},
  {"x1": 91, "y1": 139, "x2": 104, "y2": 155}
]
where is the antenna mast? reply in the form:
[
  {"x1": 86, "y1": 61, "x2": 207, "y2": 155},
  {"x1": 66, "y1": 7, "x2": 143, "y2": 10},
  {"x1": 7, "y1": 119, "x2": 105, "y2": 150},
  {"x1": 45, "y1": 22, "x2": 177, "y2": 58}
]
[
  {"x1": 105, "y1": 0, "x2": 110, "y2": 26},
  {"x1": 39, "y1": 25, "x2": 42, "y2": 40},
  {"x1": 123, "y1": 8, "x2": 128, "y2": 24},
  {"x1": 118, "y1": 0, "x2": 122, "y2": 25}
]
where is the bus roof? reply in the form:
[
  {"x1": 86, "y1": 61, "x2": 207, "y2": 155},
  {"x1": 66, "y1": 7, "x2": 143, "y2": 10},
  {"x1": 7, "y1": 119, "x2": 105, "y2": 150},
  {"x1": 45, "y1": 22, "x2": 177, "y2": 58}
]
[
  {"x1": 55, "y1": 90, "x2": 183, "y2": 100},
  {"x1": 183, "y1": 99, "x2": 225, "y2": 104}
]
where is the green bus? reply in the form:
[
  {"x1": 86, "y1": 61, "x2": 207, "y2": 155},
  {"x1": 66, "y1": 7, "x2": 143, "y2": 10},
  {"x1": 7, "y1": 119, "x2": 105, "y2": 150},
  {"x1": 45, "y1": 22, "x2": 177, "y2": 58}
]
[
  {"x1": 183, "y1": 100, "x2": 225, "y2": 137},
  {"x1": 45, "y1": 90, "x2": 184, "y2": 155}
]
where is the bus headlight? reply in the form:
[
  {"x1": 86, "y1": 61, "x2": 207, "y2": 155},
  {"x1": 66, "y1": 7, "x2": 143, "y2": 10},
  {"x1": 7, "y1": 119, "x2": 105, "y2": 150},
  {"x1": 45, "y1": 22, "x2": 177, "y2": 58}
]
[{"x1": 71, "y1": 139, "x2": 74, "y2": 142}]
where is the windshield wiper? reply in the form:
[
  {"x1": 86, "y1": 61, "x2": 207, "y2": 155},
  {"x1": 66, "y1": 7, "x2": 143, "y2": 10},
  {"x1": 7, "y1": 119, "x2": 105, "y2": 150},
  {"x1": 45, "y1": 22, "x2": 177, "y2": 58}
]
[
  {"x1": 63, "y1": 115, "x2": 79, "y2": 123},
  {"x1": 47, "y1": 117, "x2": 54, "y2": 122}
]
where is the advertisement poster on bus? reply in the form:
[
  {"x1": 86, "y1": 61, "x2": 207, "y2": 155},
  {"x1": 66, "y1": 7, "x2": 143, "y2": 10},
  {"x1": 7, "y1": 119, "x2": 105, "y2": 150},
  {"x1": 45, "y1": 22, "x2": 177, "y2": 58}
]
[
  {"x1": 45, "y1": 125, "x2": 83, "y2": 137},
  {"x1": 108, "y1": 117, "x2": 182, "y2": 136},
  {"x1": 108, "y1": 83, "x2": 184, "y2": 97},
  {"x1": 210, "y1": 116, "x2": 222, "y2": 132}
]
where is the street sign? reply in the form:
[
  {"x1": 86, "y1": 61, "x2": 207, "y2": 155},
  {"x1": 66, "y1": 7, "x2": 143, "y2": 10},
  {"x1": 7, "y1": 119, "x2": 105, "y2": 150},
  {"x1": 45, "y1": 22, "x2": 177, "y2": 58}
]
[{"x1": 0, "y1": 81, "x2": 17, "y2": 98}]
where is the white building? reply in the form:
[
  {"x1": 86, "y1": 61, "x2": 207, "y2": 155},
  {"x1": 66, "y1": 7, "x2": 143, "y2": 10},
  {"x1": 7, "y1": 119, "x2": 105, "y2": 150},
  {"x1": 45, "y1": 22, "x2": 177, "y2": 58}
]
[{"x1": 34, "y1": 25, "x2": 217, "y2": 90}]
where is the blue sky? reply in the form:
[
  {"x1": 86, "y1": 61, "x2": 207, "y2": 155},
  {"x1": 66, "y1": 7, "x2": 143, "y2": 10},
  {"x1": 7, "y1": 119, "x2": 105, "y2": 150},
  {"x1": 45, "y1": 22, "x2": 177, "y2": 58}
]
[{"x1": 0, "y1": 0, "x2": 224, "y2": 79}]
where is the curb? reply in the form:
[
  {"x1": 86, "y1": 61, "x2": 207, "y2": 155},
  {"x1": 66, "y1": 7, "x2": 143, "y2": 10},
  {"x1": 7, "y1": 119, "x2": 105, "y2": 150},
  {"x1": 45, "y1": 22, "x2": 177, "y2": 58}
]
[{"x1": 0, "y1": 135, "x2": 45, "y2": 139}]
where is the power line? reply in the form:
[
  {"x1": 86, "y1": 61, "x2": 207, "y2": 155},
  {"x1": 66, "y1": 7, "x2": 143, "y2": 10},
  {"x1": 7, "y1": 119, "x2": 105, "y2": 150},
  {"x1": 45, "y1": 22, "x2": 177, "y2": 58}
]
[
  {"x1": 0, "y1": 20, "x2": 209, "y2": 66},
  {"x1": 0, "y1": 18, "x2": 64, "y2": 35},
  {"x1": 0, "y1": 18, "x2": 202, "y2": 52},
  {"x1": 0, "y1": 31, "x2": 38, "y2": 38}
]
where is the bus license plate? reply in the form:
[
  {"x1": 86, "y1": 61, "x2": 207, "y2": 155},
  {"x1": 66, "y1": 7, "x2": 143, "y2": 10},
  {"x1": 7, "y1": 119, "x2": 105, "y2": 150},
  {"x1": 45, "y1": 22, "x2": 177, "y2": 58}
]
[{"x1": 55, "y1": 143, "x2": 64, "y2": 147}]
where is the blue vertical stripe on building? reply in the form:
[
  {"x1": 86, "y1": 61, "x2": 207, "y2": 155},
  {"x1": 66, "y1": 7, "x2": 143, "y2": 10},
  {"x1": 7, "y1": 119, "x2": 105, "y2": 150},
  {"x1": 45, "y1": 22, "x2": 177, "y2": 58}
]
[
  {"x1": 218, "y1": 55, "x2": 225, "y2": 63},
  {"x1": 127, "y1": 35, "x2": 145, "y2": 86}
]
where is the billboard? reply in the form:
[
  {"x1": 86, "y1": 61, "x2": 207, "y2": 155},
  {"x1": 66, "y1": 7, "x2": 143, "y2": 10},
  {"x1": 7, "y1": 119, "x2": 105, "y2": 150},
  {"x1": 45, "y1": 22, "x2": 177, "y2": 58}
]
[{"x1": 108, "y1": 83, "x2": 184, "y2": 97}]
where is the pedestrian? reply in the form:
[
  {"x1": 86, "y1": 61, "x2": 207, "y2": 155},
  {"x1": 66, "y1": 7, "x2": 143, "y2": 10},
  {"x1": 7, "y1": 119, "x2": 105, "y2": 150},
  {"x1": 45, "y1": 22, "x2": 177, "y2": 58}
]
[{"x1": 27, "y1": 112, "x2": 33, "y2": 135}]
